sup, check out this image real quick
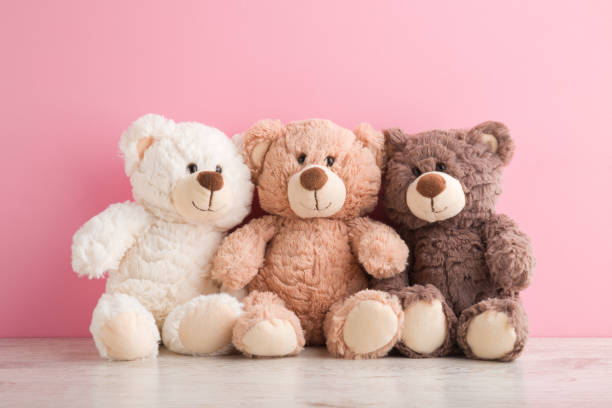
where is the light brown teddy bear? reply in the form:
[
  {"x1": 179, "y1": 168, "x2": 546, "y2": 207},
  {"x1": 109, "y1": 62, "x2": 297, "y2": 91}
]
[{"x1": 211, "y1": 119, "x2": 409, "y2": 359}]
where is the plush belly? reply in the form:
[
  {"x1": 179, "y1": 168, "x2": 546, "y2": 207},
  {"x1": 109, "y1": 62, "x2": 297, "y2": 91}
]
[
  {"x1": 410, "y1": 226, "x2": 495, "y2": 315},
  {"x1": 108, "y1": 223, "x2": 222, "y2": 324},
  {"x1": 249, "y1": 219, "x2": 368, "y2": 345}
]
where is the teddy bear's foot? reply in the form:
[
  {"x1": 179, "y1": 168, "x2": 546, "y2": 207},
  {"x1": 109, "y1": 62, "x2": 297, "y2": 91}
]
[
  {"x1": 162, "y1": 294, "x2": 242, "y2": 356},
  {"x1": 90, "y1": 293, "x2": 160, "y2": 361},
  {"x1": 324, "y1": 290, "x2": 402, "y2": 359},
  {"x1": 232, "y1": 291, "x2": 305, "y2": 358},
  {"x1": 394, "y1": 284, "x2": 456, "y2": 358},
  {"x1": 457, "y1": 298, "x2": 528, "y2": 361}
]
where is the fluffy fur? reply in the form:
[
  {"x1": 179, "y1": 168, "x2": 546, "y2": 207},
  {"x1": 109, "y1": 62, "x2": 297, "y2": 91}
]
[
  {"x1": 71, "y1": 114, "x2": 253, "y2": 360},
  {"x1": 375, "y1": 121, "x2": 535, "y2": 361},
  {"x1": 212, "y1": 119, "x2": 409, "y2": 359}
]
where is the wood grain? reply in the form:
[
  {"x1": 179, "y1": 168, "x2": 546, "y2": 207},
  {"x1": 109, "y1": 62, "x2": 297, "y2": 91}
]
[{"x1": 0, "y1": 338, "x2": 610, "y2": 407}]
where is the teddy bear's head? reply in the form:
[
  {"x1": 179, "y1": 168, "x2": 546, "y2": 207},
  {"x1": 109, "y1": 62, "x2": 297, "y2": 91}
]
[
  {"x1": 242, "y1": 119, "x2": 384, "y2": 220},
  {"x1": 120, "y1": 114, "x2": 253, "y2": 230},
  {"x1": 384, "y1": 121, "x2": 514, "y2": 229}
]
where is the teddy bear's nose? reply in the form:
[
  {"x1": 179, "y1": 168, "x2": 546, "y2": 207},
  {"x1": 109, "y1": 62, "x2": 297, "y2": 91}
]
[
  {"x1": 197, "y1": 171, "x2": 224, "y2": 192},
  {"x1": 300, "y1": 167, "x2": 328, "y2": 191},
  {"x1": 416, "y1": 173, "x2": 446, "y2": 198}
]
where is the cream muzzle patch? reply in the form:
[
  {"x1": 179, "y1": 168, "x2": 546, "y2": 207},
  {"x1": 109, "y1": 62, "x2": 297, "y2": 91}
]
[
  {"x1": 288, "y1": 165, "x2": 346, "y2": 218},
  {"x1": 172, "y1": 172, "x2": 233, "y2": 221},
  {"x1": 406, "y1": 171, "x2": 465, "y2": 223}
]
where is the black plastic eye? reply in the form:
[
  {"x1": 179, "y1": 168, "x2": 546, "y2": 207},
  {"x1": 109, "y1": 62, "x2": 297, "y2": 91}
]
[
  {"x1": 187, "y1": 163, "x2": 198, "y2": 174},
  {"x1": 215, "y1": 165, "x2": 223, "y2": 173},
  {"x1": 436, "y1": 162, "x2": 447, "y2": 172},
  {"x1": 412, "y1": 167, "x2": 422, "y2": 177},
  {"x1": 297, "y1": 153, "x2": 306, "y2": 164},
  {"x1": 326, "y1": 156, "x2": 335, "y2": 166}
]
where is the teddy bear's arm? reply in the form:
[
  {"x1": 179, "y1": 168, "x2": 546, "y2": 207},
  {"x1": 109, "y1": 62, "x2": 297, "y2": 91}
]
[
  {"x1": 348, "y1": 217, "x2": 409, "y2": 279},
  {"x1": 71, "y1": 201, "x2": 153, "y2": 279},
  {"x1": 211, "y1": 215, "x2": 280, "y2": 291},
  {"x1": 483, "y1": 214, "x2": 535, "y2": 291}
]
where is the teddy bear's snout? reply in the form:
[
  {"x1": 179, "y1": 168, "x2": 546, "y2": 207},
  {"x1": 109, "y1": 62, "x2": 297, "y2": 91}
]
[
  {"x1": 416, "y1": 173, "x2": 446, "y2": 198},
  {"x1": 406, "y1": 171, "x2": 466, "y2": 223},
  {"x1": 287, "y1": 165, "x2": 347, "y2": 218},
  {"x1": 197, "y1": 171, "x2": 224, "y2": 192},
  {"x1": 300, "y1": 167, "x2": 328, "y2": 191}
]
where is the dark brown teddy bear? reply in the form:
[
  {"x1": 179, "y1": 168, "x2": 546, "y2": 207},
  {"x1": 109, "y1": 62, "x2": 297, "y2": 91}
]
[{"x1": 373, "y1": 121, "x2": 535, "y2": 361}]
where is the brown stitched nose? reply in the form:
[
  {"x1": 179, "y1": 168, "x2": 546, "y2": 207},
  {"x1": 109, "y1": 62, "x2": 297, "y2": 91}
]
[
  {"x1": 416, "y1": 173, "x2": 446, "y2": 198},
  {"x1": 197, "y1": 171, "x2": 224, "y2": 191},
  {"x1": 300, "y1": 167, "x2": 328, "y2": 191}
]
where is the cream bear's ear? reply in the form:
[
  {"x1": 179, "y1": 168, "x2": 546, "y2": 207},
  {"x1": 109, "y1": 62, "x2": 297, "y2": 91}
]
[
  {"x1": 119, "y1": 114, "x2": 175, "y2": 176},
  {"x1": 354, "y1": 123, "x2": 384, "y2": 167},
  {"x1": 467, "y1": 121, "x2": 515, "y2": 166},
  {"x1": 242, "y1": 119, "x2": 283, "y2": 179}
]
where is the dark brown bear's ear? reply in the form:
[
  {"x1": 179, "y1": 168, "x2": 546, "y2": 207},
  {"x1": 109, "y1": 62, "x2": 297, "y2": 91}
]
[
  {"x1": 467, "y1": 121, "x2": 515, "y2": 166},
  {"x1": 383, "y1": 128, "x2": 407, "y2": 158},
  {"x1": 242, "y1": 119, "x2": 283, "y2": 179}
]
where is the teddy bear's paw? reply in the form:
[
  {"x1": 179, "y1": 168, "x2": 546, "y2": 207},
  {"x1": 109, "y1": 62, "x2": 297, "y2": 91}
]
[
  {"x1": 343, "y1": 300, "x2": 399, "y2": 355},
  {"x1": 464, "y1": 310, "x2": 517, "y2": 360},
  {"x1": 457, "y1": 298, "x2": 528, "y2": 361},
  {"x1": 354, "y1": 223, "x2": 409, "y2": 279},
  {"x1": 325, "y1": 290, "x2": 402, "y2": 359},
  {"x1": 240, "y1": 318, "x2": 299, "y2": 357},
  {"x1": 232, "y1": 297, "x2": 305, "y2": 358},
  {"x1": 90, "y1": 293, "x2": 160, "y2": 361},
  {"x1": 98, "y1": 312, "x2": 159, "y2": 361},
  {"x1": 391, "y1": 285, "x2": 456, "y2": 358},
  {"x1": 400, "y1": 299, "x2": 448, "y2": 355},
  {"x1": 162, "y1": 294, "x2": 242, "y2": 356}
]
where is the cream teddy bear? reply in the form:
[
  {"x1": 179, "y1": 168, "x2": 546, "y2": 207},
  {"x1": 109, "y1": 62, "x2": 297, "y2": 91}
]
[{"x1": 71, "y1": 114, "x2": 253, "y2": 360}]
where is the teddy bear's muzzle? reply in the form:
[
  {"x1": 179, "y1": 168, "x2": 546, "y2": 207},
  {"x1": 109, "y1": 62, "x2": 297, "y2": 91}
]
[
  {"x1": 406, "y1": 171, "x2": 466, "y2": 223},
  {"x1": 287, "y1": 165, "x2": 347, "y2": 218},
  {"x1": 172, "y1": 172, "x2": 233, "y2": 221}
]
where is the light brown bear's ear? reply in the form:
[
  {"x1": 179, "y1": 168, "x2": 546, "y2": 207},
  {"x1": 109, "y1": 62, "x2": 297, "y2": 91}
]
[
  {"x1": 354, "y1": 123, "x2": 384, "y2": 167},
  {"x1": 119, "y1": 114, "x2": 175, "y2": 176},
  {"x1": 242, "y1": 119, "x2": 283, "y2": 178},
  {"x1": 467, "y1": 121, "x2": 515, "y2": 166}
]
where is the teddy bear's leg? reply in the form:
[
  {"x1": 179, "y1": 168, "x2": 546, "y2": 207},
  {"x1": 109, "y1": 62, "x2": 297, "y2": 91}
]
[
  {"x1": 90, "y1": 293, "x2": 160, "y2": 361},
  {"x1": 457, "y1": 298, "x2": 528, "y2": 361},
  {"x1": 324, "y1": 289, "x2": 403, "y2": 359},
  {"x1": 232, "y1": 291, "x2": 305, "y2": 358},
  {"x1": 161, "y1": 293, "x2": 242, "y2": 356},
  {"x1": 394, "y1": 284, "x2": 457, "y2": 358}
]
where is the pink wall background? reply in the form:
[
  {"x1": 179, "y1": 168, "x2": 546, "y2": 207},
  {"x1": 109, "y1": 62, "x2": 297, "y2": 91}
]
[{"x1": 1, "y1": 0, "x2": 611, "y2": 337}]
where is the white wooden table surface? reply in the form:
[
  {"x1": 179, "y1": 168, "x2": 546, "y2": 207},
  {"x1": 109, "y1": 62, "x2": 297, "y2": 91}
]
[{"x1": 0, "y1": 338, "x2": 610, "y2": 407}]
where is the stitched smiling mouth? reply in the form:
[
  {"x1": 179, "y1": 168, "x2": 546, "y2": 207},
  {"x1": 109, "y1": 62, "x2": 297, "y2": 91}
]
[
  {"x1": 192, "y1": 201, "x2": 225, "y2": 212},
  {"x1": 299, "y1": 201, "x2": 332, "y2": 212},
  {"x1": 430, "y1": 198, "x2": 447, "y2": 214}
]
